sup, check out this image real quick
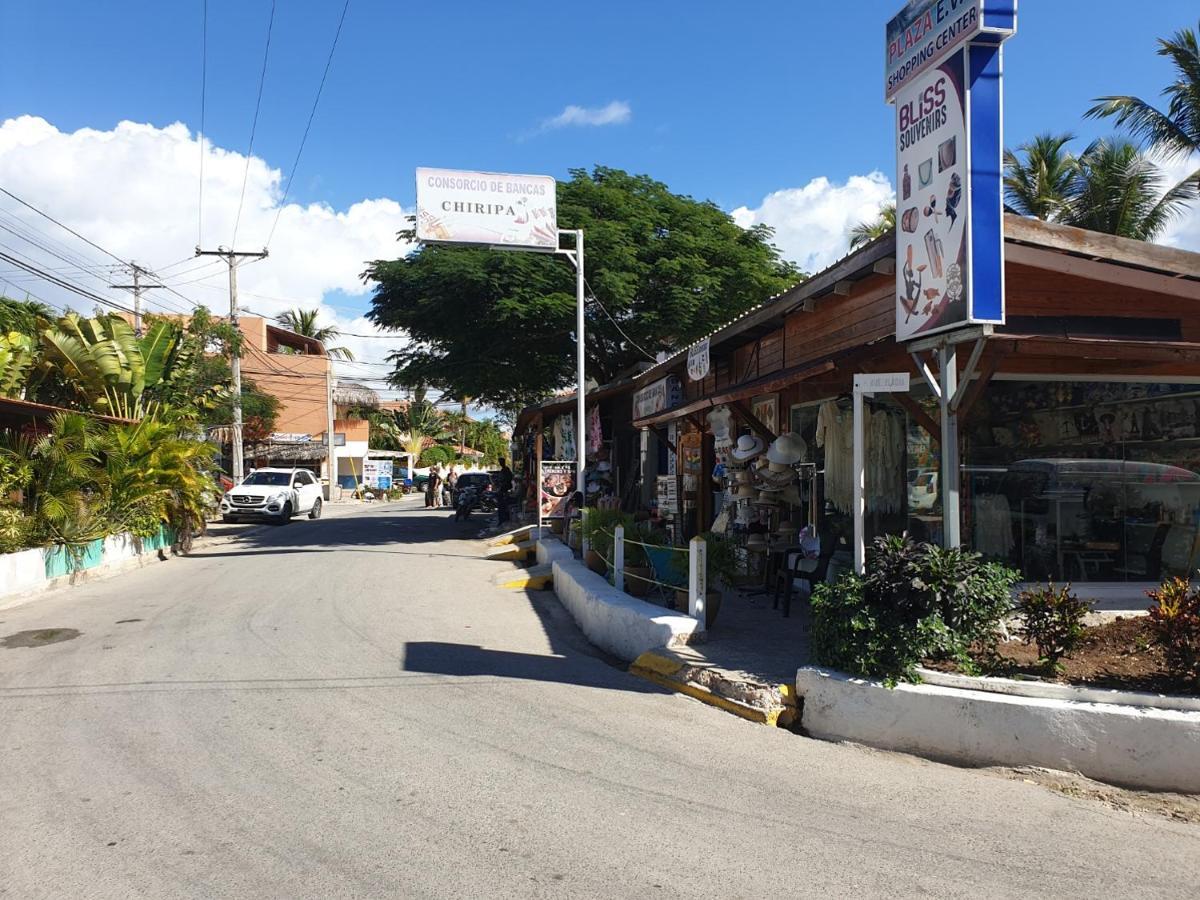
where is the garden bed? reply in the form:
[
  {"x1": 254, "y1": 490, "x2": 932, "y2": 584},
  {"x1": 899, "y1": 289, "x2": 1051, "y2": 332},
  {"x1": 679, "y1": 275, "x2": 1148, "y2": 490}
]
[{"x1": 924, "y1": 616, "x2": 1197, "y2": 698}]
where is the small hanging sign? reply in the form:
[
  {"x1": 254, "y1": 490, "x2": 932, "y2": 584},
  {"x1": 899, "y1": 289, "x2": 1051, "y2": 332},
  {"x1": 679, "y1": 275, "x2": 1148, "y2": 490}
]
[{"x1": 687, "y1": 337, "x2": 711, "y2": 381}]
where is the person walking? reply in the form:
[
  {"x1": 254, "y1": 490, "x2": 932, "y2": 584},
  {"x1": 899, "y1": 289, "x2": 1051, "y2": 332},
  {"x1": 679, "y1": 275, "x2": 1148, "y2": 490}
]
[{"x1": 495, "y1": 458, "x2": 514, "y2": 526}]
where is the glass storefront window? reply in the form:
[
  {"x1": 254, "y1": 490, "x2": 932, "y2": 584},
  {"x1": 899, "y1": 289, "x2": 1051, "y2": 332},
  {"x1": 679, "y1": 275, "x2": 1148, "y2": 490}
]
[{"x1": 962, "y1": 380, "x2": 1200, "y2": 582}]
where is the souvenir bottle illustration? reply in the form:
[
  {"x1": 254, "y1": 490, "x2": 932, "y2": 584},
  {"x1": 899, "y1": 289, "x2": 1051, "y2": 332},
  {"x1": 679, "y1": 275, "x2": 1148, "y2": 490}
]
[
  {"x1": 945, "y1": 173, "x2": 962, "y2": 226},
  {"x1": 924, "y1": 228, "x2": 944, "y2": 279},
  {"x1": 901, "y1": 244, "x2": 922, "y2": 322},
  {"x1": 902, "y1": 164, "x2": 911, "y2": 201}
]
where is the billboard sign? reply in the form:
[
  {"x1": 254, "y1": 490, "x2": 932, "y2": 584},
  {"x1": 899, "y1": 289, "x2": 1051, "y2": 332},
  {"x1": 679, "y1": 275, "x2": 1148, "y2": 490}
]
[
  {"x1": 633, "y1": 375, "x2": 683, "y2": 420},
  {"x1": 415, "y1": 167, "x2": 558, "y2": 250},
  {"x1": 885, "y1": 0, "x2": 1016, "y2": 101},
  {"x1": 363, "y1": 459, "x2": 393, "y2": 490},
  {"x1": 889, "y1": 2, "x2": 1014, "y2": 342}
]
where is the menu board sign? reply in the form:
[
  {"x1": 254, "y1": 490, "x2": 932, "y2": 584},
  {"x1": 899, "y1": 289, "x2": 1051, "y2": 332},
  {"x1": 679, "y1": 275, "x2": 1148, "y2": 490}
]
[{"x1": 538, "y1": 460, "x2": 575, "y2": 519}]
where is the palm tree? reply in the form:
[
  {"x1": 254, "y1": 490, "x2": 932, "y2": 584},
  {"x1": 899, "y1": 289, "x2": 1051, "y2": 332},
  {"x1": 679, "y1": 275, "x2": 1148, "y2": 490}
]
[
  {"x1": 1063, "y1": 138, "x2": 1196, "y2": 240},
  {"x1": 275, "y1": 308, "x2": 354, "y2": 360},
  {"x1": 1086, "y1": 21, "x2": 1200, "y2": 189},
  {"x1": 848, "y1": 202, "x2": 896, "y2": 250},
  {"x1": 1004, "y1": 133, "x2": 1078, "y2": 221}
]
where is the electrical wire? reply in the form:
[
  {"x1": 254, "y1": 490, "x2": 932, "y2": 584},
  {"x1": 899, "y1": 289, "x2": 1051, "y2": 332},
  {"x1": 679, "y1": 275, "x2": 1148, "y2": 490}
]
[
  {"x1": 265, "y1": 0, "x2": 350, "y2": 249},
  {"x1": 0, "y1": 188, "x2": 127, "y2": 265},
  {"x1": 0, "y1": 250, "x2": 136, "y2": 315},
  {"x1": 197, "y1": 0, "x2": 208, "y2": 247},
  {"x1": 582, "y1": 273, "x2": 658, "y2": 363},
  {"x1": 231, "y1": 0, "x2": 276, "y2": 247}
]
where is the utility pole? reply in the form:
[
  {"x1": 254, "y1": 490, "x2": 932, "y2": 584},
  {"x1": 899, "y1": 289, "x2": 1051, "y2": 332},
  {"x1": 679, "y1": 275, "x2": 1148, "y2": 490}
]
[
  {"x1": 109, "y1": 263, "x2": 164, "y2": 336},
  {"x1": 194, "y1": 246, "x2": 268, "y2": 484}
]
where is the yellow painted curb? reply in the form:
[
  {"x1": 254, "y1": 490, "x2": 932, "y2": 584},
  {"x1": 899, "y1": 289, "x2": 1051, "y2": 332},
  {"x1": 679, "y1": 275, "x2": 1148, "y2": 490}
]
[
  {"x1": 485, "y1": 540, "x2": 534, "y2": 562},
  {"x1": 488, "y1": 526, "x2": 536, "y2": 547},
  {"x1": 629, "y1": 652, "x2": 782, "y2": 727},
  {"x1": 493, "y1": 570, "x2": 553, "y2": 590}
]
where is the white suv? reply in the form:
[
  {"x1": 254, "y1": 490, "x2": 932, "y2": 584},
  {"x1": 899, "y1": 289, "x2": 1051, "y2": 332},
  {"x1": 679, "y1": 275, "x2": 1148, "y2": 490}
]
[{"x1": 220, "y1": 467, "x2": 324, "y2": 524}]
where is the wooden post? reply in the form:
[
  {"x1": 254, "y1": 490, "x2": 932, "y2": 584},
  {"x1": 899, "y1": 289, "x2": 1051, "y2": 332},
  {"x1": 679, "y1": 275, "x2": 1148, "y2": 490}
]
[{"x1": 689, "y1": 535, "x2": 707, "y2": 635}]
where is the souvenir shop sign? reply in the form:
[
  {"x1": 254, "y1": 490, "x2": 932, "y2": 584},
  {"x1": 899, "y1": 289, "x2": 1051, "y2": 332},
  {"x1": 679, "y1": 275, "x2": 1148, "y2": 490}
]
[
  {"x1": 853, "y1": 372, "x2": 910, "y2": 393},
  {"x1": 633, "y1": 376, "x2": 682, "y2": 420},
  {"x1": 539, "y1": 460, "x2": 575, "y2": 519},
  {"x1": 885, "y1": 0, "x2": 1015, "y2": 101},
  {"x1": 890, "y1": 1, "x2": 1015, "y2": 342},
  {"x1": 415, "y1": 167, "x2": 557, "y2": 250},
  {"x1": 687, "y1": 338, "x2": 710, "y2": 381}
]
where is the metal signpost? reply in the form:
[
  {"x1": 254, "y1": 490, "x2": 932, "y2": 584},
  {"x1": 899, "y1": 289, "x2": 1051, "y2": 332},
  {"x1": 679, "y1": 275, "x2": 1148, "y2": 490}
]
[
  {"x1": 886, "y1": 0, "x2": 1016, "y2": 549},
  {"x1": 415, "y1": 168, "x2": 586, "y2": 509},
  {"x1": 852, "y1": 373, "x2": 911, "y2": 573}
]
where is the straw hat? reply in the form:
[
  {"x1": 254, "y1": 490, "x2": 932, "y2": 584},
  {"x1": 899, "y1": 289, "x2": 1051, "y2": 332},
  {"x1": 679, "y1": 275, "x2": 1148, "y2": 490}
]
[
  {"x1": 733, "y1": 469, "x2": 754, "y2": 485},
  {"x1": 766, "y1": 432, "x2": 806, "y2": 466},
  {"x1": 731, "y1": 433, "x2": 766, "y2": 461},
  {"x1": 780, "y1": 484, "x2": 803, "y2": 506}
]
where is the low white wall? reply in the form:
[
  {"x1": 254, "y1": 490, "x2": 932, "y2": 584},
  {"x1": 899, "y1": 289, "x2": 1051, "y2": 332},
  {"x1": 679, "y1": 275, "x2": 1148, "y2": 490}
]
[
  {"x1": 0, "y1": 547, "x2": 45, "y2": 599},
  {"x1": 0, "y1": 532, "x2": 167, "y2": 610},
  {"x1": 796, "y1": 667, "x2": 1200, "y2": 794},
  {"x1": 536, "y1": 538, "x2": 573, "y2": 567},
  {"x1": 551, "y1": 556, "x2": 700, "y2": 662}
]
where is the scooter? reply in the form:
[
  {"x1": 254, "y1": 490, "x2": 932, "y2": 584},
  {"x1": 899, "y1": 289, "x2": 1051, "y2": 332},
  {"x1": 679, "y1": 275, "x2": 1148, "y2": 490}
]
[{"x1": 454, "y1": 485, "x2": 479, "y2": 521}]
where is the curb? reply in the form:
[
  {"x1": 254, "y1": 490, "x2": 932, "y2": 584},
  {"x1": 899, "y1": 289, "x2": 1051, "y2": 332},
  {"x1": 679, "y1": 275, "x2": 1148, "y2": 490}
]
[
  {"x1": 492, "y1": 563, "x2": 553, "y2": 590},
  {"x1": 629, "y1": 650, "x2": 795, "y2": 727},
  {"x1": 485, "y1": 539, "x2": 535, "y2": 562}
]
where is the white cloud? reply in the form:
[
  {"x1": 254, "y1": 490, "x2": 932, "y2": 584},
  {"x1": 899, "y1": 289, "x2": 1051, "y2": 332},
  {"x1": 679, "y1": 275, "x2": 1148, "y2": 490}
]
[
  {"x1": 731, "y1": 171, "x2": 895, "y2": 273},
  {"x1": 0, "y1": 115, "x2": 413, "y2": 395},
  {"x1": 541, "y1": 100, "x2": 631, "y2": 130}
]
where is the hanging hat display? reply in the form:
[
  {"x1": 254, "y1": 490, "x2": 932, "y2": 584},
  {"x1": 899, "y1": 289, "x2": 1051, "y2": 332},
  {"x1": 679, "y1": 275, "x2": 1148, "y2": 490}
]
[
  {"x1": 766, "y1": 432, "x2": 806, "y2": 466},
  {"x1": 730, "y1": 433, "x2": 766, "y2": 461}
]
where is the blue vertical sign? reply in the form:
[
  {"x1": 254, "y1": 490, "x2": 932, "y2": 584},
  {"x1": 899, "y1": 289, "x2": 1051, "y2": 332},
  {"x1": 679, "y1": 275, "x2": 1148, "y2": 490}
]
[{"x1": 888, "y1": 0, "x2": 1016, "y2": 342}]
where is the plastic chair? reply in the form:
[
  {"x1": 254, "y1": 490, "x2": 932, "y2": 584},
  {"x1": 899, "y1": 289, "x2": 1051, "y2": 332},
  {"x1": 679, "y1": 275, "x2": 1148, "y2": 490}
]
[{"x1": 773, "y1": 542, "x2": 834, "y2": 618}]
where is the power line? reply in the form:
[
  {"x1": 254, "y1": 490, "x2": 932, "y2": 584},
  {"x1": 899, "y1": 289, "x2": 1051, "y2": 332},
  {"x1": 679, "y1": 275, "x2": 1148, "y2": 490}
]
[
  {"x1": 0, "y1": 187, "x2": 127, "y2": 265},
  {"x1": 266, "y1": 0, "x2": 350, "y2": 248},
  {"x1": 0, "y1": 249, "x2": 136, "y2": 315},
  {"x1": 231, "y1": 0, "x2": 277, "y2": 247},
  {"x1": 583, "y1": 273, "x2": 657, "y2": 362},
  {"x1": 197, "y1": 0, "x2": 208, "y2": 247}
]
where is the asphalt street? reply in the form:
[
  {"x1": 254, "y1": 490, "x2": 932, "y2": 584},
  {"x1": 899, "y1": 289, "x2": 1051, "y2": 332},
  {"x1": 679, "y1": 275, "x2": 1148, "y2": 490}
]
[{"x1": 1, "y1": 502, "x2": 1198, "y2": 898}]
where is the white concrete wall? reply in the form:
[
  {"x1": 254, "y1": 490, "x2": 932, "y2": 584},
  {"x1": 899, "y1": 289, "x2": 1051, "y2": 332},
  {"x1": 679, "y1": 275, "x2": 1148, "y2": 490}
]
[
  {"x1": 0, "y1": 533, "x2": 167, "y2": 610},
  {"x1": 0, "y1": 547, "x2": 45, "y2": 600},
  {"x1": 537, "y1": 538, "x2": 573, "y2": 567},
  {"x1": 551, "y1": 556, "x2": 700, "y2": 662},
  {"x1": 796, "y1": 667, "x2": 1200, "y2": 794}
]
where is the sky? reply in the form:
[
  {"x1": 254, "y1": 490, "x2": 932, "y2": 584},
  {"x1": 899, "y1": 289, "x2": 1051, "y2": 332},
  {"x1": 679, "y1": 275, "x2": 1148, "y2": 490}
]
[{"x1": 1, "y1": 0, "x2": 1198, "y2": 402}]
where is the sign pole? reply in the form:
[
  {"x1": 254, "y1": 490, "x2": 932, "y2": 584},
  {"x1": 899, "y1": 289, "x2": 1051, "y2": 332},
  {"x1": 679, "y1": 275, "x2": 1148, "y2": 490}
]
[
  {"x1": 574, "y1": 229, "x2": 586, "y2": 505},
  {"x1": 939, "y1": 344, "x2": 961, "y2": 548}
]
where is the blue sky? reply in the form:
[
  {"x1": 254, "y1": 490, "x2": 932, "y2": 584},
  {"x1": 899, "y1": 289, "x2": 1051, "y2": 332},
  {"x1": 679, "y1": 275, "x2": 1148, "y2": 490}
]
[
  {"x1": 1, "y1": 1, "x2": 1198, "y2": 397},
  {"x1": 3, "y1": 1, "x2": 1194, "y2": 212}
]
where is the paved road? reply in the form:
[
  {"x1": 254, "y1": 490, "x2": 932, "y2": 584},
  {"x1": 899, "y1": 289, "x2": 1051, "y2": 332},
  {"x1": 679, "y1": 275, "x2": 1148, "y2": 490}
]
[{"x1": 1, "y1": 504, "x2": 1197, "y2": 899}]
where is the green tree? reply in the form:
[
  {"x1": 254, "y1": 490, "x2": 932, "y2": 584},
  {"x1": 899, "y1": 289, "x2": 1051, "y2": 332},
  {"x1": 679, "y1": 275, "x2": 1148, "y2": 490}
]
[
  {"x1": 1087, "y1": 21, "x2": 1200, "y2": 189},
  {"x1": 365, "y1": 166, "x2": 801, "y2": 411},
  {"x1": 1063, "y1": 138, "x2": 1195, "y2": 239},
  {"x1": 848, "y1": 202, "x2": 897, "y2": 250},
  {"x1": 276, "y1": 308, "x2": 354, "y2": 360},
  {"x1": 1004, "y1": 133, "x2": 1078, "y2": 221}
]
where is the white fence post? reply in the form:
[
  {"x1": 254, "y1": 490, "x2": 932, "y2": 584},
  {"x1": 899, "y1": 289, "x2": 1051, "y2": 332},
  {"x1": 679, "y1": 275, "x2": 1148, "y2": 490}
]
[
  {"x1": 689, "y1": 535, "x2": 707, "y2": 635},
  {"x1": 614, "y1": 525, "x2": 625, "y2": 592},
  {"x1": 581, "y1": 508, "x2": 589, "y2": 554}
]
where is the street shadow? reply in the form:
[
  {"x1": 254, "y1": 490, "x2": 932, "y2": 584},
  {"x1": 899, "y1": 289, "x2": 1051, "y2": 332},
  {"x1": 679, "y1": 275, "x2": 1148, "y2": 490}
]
[{"x1": 401, "y1": 640, "x2": 664, "y2": 694}]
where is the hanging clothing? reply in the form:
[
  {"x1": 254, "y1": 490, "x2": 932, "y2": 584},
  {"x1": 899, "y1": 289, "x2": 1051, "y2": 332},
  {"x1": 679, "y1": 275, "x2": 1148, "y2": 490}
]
[
  {"x1": 866, "y1": 409, "x2": 905, "y2": 515},
  {"x1": 974, "y1": 494, "x2": 1014, "y2": 557},
  {"x1": 552, "y1": 413, "x2": 576, "y2": 461},
  {"x1": 816, "y1": 400, "x2": 853, "y2": 513},
  {"x1": 588, "y1": 406, "x2": 603, "y2": 455}
]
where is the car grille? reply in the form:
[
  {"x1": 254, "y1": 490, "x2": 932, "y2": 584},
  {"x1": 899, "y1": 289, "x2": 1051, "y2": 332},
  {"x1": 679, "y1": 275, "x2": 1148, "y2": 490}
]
[{"x1": 231, "y1": 495, "x2": 263, "y2": 506}]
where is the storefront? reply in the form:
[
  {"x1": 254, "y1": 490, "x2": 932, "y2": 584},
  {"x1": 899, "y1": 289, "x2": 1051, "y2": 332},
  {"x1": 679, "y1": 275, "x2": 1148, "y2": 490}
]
[{"x1": 624, "y1": 215, "x2": 1200, "y2": 590}]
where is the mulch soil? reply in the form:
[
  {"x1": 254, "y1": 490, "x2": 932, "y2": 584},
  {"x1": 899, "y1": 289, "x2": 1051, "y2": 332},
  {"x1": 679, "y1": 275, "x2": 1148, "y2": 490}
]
[{"x1": 926, "y1": 617, "x2": 1197, "y2": 697}]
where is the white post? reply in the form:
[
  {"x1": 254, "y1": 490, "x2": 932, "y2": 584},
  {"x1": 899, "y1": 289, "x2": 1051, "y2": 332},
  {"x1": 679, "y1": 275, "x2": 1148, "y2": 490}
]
[
  {"x1": 581, "y1": 507, "x2": 590, "y2": 554},
  {"x1": 853, "y1": 388, "x2": 866, "y2": 574},
  {"x1": 689, "y1": 535, "x2": 707, "y2": 635},
  {"x1": 939, "y1": 344, "x2": 961, "y2": 549},
  {"x1": 536, "y1": 457, "x2": 543, "y2": 534},
  {"x1": 614, "y1": 524, "x2": 625, "y2": 592},
  {"x1": 574, "y1": 229, "x2": 586, "y2": 506}
]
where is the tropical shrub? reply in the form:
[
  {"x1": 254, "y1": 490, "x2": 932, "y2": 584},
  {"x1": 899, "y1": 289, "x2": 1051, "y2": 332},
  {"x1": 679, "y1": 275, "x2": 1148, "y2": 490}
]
[
  {"x1": 811, "y1": 535, "x2": 1019, "y2": 684},
  {"x1": 1015, "y1": 582, "x2": 1091, "y2": 671},
  {"x1": 1147, "y1": 576, "x2": 1200, "y2": 685}
]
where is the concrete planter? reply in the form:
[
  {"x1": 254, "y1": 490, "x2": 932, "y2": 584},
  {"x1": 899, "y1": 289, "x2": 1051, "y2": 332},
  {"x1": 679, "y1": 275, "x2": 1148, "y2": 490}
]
[{"x1": 796, "y1": 666, "x2": 1200, "y2": 794}]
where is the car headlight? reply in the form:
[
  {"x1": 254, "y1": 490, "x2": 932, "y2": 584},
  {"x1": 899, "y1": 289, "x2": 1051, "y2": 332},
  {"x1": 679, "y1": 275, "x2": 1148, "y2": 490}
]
[{"x1": 270, "y1": 491, "x2": 289, "y2": 503}]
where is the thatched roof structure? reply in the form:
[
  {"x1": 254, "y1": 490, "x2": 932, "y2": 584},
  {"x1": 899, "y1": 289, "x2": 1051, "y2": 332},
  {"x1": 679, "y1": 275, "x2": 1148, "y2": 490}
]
[{"x1": 334, "y1": 382, "x2": 380, "y2": 408}]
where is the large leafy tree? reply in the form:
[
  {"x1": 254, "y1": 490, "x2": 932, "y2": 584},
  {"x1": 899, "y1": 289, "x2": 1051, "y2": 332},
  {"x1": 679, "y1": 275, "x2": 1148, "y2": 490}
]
[
  {"x1": 365, "y1": 166, "x2": 801, "y2": 411},
  {"x1": 1087, "y1": 21, "x2": 1200, "y2": 189},
  {"x1": 276, "y1": 308, "x2": 354, "y2": 360}
]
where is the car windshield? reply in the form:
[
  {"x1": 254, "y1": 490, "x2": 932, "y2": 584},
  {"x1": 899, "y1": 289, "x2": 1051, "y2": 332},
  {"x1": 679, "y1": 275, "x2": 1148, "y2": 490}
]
[
  {"x1": 241, "y1": 472, "x2": 291, "y2": 487},
  {"x1": 459, "y1": 474, "x2": 491, "y2": 487}
]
